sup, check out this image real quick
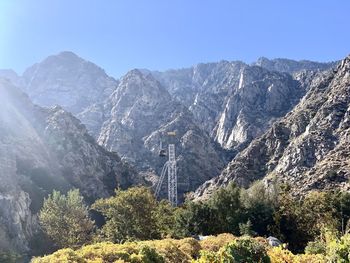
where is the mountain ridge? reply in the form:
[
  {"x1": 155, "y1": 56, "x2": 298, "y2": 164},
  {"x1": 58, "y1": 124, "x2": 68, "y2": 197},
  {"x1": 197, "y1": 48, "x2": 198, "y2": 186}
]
[{"x1": 193, "y1": 55, "x2": 350, "y2": 200}]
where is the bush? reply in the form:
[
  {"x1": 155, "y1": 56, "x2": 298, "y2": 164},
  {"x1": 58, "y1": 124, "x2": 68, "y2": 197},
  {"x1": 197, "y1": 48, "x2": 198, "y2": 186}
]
[
  {"x1": 267, "y1": 247, "x2": 325, "y2": 263},
  {"x1": 294, "y1": 253, "x2": 325, "y2": 263},
  {"x1": 195, "y1": 237, "x2": 270, "y2": 263},
  {"x1": 220, "y1": 237, "x2": 270, "y2": 263},
  {"x1": 199, "y1": 233, "x2": 236, "y2": 252},
  {"x1": 175, "y1": 238, "x2": 201, "y2": 259},
  {"x1": 194, "y1": 250, "x2": 220, "y2": 263},
  {"x1": 305, "y1": 240, "x2": 326, "y2": 255},
  {"x1": 326, "y1": 233, "x2": 350, "y2": 262},
  {"x1": 32, "y1": 242, "x2": 165, "y2": 263},
  {"x1": 32, "y1": 248, "x2": 84, "y2": 263},
  {"x1": 140, "y1": 239, "x2": 197, "y2": 262},
  {"x1": 267, "y1": 247, "x2": 295, "y2": 263}
]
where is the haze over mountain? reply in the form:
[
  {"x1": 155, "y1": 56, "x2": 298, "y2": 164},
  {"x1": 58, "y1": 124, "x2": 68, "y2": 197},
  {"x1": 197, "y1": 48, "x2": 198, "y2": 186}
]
[{"x1": 0, "y1": 79, "x2": 140, "y2": 253}]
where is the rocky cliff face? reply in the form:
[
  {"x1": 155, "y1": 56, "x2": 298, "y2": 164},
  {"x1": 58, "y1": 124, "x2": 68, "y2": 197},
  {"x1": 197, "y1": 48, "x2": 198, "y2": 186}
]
[
  {"x1": 150, "y1": 61, "x2": 324, "y2": 150},
  {"x1": 97, "y1": 70, "x2": 226, "y2": 198},
  {"x1": 193, "y1": 56, "x2": 350, "y2": 200},
  {"x1": 0, "y1": 79, "x2": 140, "y2": 254},
  {"x1": 21, "y1": 51, "x2": 118, "y2": 114}
]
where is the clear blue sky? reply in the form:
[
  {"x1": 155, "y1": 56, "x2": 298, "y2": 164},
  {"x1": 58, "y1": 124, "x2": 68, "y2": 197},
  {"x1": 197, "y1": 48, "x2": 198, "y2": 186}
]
[{"x1": 0, "y1": 0, "x2": 349, "y2": 77}]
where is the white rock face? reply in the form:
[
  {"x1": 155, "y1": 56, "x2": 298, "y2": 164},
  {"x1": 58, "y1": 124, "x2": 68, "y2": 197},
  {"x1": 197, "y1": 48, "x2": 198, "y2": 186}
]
[{"x1": 152, "y1": 62, "x2": 308, "y2": 150}]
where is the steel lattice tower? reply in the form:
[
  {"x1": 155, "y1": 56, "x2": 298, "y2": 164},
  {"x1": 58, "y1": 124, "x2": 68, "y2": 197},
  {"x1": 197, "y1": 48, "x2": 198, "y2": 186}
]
[{"x1": 155, "y1": 143, "x2": 178, "y2": 206}]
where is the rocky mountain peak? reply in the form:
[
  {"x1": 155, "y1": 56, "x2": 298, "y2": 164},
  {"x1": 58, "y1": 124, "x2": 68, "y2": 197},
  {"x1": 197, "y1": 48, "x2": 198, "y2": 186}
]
[
  {"x1": 336, "y1": 54, "x2": 350, "y2": 71},
  {"x1": 21, "y1": 51, "x2": 118, "y2": 114}
]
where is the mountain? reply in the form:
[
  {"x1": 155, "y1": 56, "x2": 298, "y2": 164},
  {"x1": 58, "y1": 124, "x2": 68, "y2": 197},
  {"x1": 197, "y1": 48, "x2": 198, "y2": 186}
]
[
  {"x1": 0, "y1": 79, "x2": 140, "y2": 254},
  {"x1": 8, "y1": 52, "x2": 336, "y2": 200},
  {"x1": 21, "y1": 51, "x2": 118, "y2": 114},
  {"x1": 193, "y1": 56, "x2": 350, "y2": 200},
  {"x1": 254, "y1": 57, "x2": 338, "y2": 74},
  {"x1": 0, "y1": 69, "x2": 23, "y2": 87},
  {"x1": 149, "y1": 61, "x2": 328, "y2": 150},
  {"x1": 96, "y1": 70, "x2": 227, "y2": 199}
]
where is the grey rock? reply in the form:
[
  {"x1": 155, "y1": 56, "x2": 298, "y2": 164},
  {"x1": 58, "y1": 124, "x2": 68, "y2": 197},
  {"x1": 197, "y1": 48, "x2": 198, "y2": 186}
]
[
  {"x1": 193, "y1": 56, "x2": 350, "y2": 200},
  {"x1": 254, "y1": 57, "x2": 337, "y2": 74},
  {"x1": 97, "y1": 70, "x2": 226, "y2": 199},
  {"x1": 22, "y1": 51, "x2": 118, "y2": 114}
]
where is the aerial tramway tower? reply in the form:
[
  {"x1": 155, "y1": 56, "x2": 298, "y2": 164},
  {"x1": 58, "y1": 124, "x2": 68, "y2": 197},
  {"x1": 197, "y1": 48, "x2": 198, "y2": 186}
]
[{"x1": 155, "y1": 131, "x2": 177, "y2": 206}]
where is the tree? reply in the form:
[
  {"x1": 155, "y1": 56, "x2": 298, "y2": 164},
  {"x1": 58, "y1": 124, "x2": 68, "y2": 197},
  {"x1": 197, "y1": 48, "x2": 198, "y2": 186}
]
[
  {"x1": 239, "y1": 220, "x2": 256, "y2": 236},
  {"x1": 39, "y1": 189, "x2": 94, "y2": 248},
  {"x1": 92, "y1": 186, "x2": 160, "y2": 242},
  {"x1": 173, "y1": 200, "x2": 214, "y2": 237},
  {"x1": 271, "y1": 190, "x2": 338, "y2": 252},
  {"x1": 208, "y1": 182, "x2": 244, "y2": 234},
  {"x1": 240, "y1": 181, "x2": 275, "y2": 236},
  {"x1": 153, "y1": 199, "x2": 177, "y2": 238}
]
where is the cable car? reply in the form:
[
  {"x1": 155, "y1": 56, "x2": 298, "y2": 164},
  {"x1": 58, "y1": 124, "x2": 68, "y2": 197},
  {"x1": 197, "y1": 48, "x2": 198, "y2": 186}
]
[{"x1": 158, "y1": 141, "x2": 167, "y2": 157}]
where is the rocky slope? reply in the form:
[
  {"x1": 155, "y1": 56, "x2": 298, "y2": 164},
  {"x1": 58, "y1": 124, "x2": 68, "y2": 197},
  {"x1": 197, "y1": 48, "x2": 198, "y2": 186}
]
[
  {"x1": 193, "y1": 56, "x2": 350, "y2": 200},
  {"x1": 150, "y1": 61, "x2": 332, "y2": 150},
  {"x1": 97, "y1": 70, "x2": 226, "y2": 198},
  {"x1": 10, "y1": 52, "x2": 336, "y2": 199},
  {"x1": 0, "y1": 79, "x2": 140, "y2": 255}
]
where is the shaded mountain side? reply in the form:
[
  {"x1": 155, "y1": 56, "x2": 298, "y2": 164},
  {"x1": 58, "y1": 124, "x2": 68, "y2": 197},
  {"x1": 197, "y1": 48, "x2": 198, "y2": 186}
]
[
  {"x1": 0, "y1": 79, "x2": 141, "y2": 254},
  {"x1": 193, "y1": 56, "x2": 350, "y2": 200}
]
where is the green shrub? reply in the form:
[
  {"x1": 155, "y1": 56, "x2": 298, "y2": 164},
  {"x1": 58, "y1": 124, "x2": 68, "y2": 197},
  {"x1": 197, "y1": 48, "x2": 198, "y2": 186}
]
[
  {"x1": 194, "y1": 250, "x2": 220, "y2": 263},
  {"x1": 239, "y1": 220, "x2": 256, "y2": 236},
  {"x1": 195, "y1": 237, "x2": 270, "y2": 263},
  {"x1": 326, "y1": 233, "x2": 350, "y2": 262},
  {"x1": 305, "y1": 240, "x2": 326, "y2": 255},
  {"x1": 220, "y1": 237, "x2": 270, "y2": 263}
]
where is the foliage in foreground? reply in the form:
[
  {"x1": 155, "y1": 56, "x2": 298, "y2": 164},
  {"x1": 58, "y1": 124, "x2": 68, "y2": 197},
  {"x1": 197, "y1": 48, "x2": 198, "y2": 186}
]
[
  {"x1": 37, "y1": 183, "x2": 350, "y2": 258},
  {"x1": 32, "y1": 235, "x2": 331, "y2": 263}
]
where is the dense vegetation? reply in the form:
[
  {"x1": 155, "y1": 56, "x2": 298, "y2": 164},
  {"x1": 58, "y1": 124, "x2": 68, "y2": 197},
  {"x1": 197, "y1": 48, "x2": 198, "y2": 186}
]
[
  {"x1": 33, "y1": 182, "x2": 350, "y2": 262},
  {"x1": 32, "y1": 233, "x2": 350, "y2": 262}
]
